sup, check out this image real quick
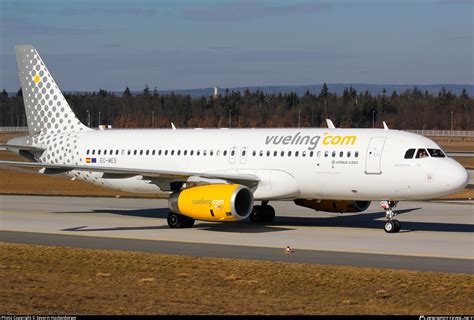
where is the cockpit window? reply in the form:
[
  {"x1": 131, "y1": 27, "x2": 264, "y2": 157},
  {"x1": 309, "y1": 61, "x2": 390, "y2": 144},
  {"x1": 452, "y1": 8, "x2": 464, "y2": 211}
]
[
  {"x1": 404, "y1": 149, "x2": 416, "y2": 159},
  {"x1": 427, "y1": 148, "x2": 446, "y2": 158},
  {"x1": 415, "y1": 148, "x2": 429, "y2": 159}
]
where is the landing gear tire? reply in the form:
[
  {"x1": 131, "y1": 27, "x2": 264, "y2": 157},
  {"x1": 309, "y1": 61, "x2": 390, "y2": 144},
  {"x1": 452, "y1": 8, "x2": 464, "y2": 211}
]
[
  {"x1": 167, "y1": 211, "x2": 195, "y2": 228},
  {"x1": 393, "y1": 219, "x2": 401, "y2": 232},
  {"x1": 249, "y1": 205, "x2": 263, "y2": 223},
  {"x1": 384, "y1": 219, "x2": 401, "y2": 233},
  {"x1": 262, "y1": 205, "x2": 275, "y2": 223},
  {"x1": 384, "y1": 220, "x2": 395, "y2": 233},
  {"x1": 249, "y1": 205, "x2": 275, "y2": 223}
]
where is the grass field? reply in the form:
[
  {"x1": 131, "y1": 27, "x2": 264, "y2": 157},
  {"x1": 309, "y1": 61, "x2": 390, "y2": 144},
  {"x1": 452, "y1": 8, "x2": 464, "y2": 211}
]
[{"x1": 1, "y1": 242, "x2": 473, "y2": 315}]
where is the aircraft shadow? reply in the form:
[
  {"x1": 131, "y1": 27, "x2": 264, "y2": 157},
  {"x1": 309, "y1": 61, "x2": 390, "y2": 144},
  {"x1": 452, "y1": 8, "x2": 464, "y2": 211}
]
[
  {"x1": 274, "y1": 208, "x2": 474, "y2": 233},
  {"x1": 58, "y1": 206, "x2": 474, "y2": 234}
]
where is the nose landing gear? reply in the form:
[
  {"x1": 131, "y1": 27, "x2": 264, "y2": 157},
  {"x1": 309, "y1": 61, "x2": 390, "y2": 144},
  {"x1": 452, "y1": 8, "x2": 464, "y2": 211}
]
[{"x1": 381, "y1": 201, "x2": 401, "y2": 233}]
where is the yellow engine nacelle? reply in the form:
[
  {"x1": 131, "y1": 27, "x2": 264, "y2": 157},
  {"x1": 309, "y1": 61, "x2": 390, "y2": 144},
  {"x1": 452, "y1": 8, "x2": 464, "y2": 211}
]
[
  {"x1": 168, "y1": 184, "x2": 254, "y2": 222},
  {"x1": 294, "y1": 199, "x2": 371, "y2": 213}
]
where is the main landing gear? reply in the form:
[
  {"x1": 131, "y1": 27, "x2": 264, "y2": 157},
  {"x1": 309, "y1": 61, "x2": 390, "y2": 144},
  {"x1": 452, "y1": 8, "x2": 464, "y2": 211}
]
[
  {"x1": 167, "y1": 211, "x2": 195, "y2": 228},
  {"x1": 381, "y1": 200, "x2": 401, "y2": 233},
  {"x1": 249, "y1": 201, "x2": 276, "y2": 223}
]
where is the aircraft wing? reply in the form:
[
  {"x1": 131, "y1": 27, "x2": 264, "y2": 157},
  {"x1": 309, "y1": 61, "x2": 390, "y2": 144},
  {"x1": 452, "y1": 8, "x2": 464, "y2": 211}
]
[{"x1": 0, "y1": 160, "x2": 260, "y2": 189}]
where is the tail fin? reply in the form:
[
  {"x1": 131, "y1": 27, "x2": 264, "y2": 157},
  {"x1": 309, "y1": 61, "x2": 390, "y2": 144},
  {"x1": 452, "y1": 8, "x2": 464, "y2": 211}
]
[{"x1": 15, "y1": 45, "x2": 90, "y2": 135}]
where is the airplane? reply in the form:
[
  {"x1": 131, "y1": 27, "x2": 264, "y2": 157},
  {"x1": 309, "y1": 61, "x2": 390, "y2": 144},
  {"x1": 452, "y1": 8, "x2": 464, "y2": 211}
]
[{"x1": 0, "y1": 46, "x2": 469, "y2": 233}]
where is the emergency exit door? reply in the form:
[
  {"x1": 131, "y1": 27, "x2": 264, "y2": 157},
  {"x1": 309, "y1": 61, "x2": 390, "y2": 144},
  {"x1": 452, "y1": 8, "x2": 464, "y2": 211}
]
[{"x1": 365, "y1": 137, "x2": 386, "y2": 174}]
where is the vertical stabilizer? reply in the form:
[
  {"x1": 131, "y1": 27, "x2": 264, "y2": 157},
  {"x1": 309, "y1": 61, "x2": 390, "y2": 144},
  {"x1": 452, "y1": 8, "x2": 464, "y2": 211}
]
[{"x1": 15, "y1": 45, "x2": 90, "y2": 135}]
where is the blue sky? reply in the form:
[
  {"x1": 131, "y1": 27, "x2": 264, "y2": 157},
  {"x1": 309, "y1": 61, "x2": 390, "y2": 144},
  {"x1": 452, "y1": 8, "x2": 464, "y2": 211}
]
[{"x1": 0, "y1": 0, "x2": 473, "y2": 91}]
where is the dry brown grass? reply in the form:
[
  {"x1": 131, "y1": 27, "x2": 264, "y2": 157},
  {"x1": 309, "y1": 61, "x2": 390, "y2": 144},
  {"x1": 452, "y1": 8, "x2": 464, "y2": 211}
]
[{"x1": 0, "y1": 242, "x2": 473, "y2": 315}]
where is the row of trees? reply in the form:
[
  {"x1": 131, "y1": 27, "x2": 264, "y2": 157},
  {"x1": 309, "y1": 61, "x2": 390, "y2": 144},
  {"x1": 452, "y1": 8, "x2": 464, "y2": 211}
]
[{"x1": 1, "y1": 84, "x2": 472, "y2": 130}]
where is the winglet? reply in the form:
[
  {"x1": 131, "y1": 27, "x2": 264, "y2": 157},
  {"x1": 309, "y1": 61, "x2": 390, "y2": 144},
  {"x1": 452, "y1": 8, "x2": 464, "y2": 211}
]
[
  {"x1": 383, "y1": 121, "x2": 389, "y2": 130},
  {"x1": 326, "y1": 119, "x2": 335, "y2": 129},
  {"x1": 171, "y1": 122, "x2": 176, "y2": 130}
]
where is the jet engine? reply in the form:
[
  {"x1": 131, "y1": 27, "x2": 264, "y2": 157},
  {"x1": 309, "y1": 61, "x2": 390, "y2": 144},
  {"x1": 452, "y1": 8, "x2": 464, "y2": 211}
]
[
  {"x1": 294, "y1": 199, "x2": 371, "y2": 213},
  {"x1": 168, "y1": 184, "x2": 254, "y2": 221}
]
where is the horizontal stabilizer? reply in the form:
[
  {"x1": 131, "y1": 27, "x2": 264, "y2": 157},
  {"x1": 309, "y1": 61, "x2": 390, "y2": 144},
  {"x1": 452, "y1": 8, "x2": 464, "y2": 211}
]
[{"x1": 0, "y1": 144, "x2": 45, "y2": 152}]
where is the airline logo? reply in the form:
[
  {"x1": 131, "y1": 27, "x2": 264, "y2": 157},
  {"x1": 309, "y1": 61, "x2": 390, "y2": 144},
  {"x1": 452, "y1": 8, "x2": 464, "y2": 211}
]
[
  {"x1": 85, "y1": 158, "x2": 97, "y2": 163},
  {"x1": 322, "y1": 134, "x2": 357, "y2": 145},
  {"x1": 265, "y1": 131, "x2": 357, "y2": 150}
]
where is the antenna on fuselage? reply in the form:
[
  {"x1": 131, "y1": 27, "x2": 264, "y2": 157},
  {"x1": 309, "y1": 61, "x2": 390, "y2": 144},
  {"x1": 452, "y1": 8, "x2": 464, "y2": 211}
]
[
  {"x1": 383, "y1": 121, "x2": 389, "y2": 130},
  {"x1": 326, "y1": 119, "x2": 336, "y2": 129}
]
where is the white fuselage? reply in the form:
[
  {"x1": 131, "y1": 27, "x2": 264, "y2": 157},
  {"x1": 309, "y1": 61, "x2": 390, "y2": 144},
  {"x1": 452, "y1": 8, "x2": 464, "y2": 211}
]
[{"x1": 32, "y1": 127, "x2": 468, "y2": 201}]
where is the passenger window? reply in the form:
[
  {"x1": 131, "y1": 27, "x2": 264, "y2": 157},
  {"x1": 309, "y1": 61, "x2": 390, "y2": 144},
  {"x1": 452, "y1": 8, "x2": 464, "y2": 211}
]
[
  {"x1": 415, "y1": 148, "x2": 429, "y2": 159},
  {"x1": 146, "y1": 150, "x2": 149, "y2": 155},
  {"x1": 110, "y1": 149, "x2": 113, "y2": 155},
  {"x1": 273, "y1": 151, "x2": 278, "y2": 157},
  {"x1": 184, "y1": 150, "x2": 187, "y2": 156},
  {"x1": 216, "y1": 150, "x2": 220, "y2": 156},
  {"x1": 252, "y1": 150, "x2": 256, "y2": 156},
  {"x1": 134, "y1": 150, "x2": 137, "y2": 155},
  {"x1": 242, "y1": 150, "x2": 246, "y2": 156},
  {"x1": 310, "y1": 151, "x2": 314, "y2": 157},
  {"x1": 355, "y1": 151, "x2": 359, "y2": 158},
  {"x1": 177, "y1": 150, "x2": 181, "y2": 156},
  {"x1": 266, "y1": 151, "x2": 270, "y2": 157},
  {"x1": 288, "y1": 151, "x2": 292, "y2": 157},
  {"x1": 295, "y1": 151, "x2": 299, "y2": 157},
  {"x1": 171, "y1": 150, "x2": 175, "y2": 156},
  {"x1": 339, "y1": 151, "x2": 343, "y2": 157},
  {"x1": 259, "y1": 151, "x2": 263, "y2": 157},
  {"x1": 302, "y1": 151, "x2": 306, "y2": 157},
  {"x1": 127, "y1": 150, "x2": 131, "y2": 155},
  {"x1": 223, "y1": 150, "x2": 227, "y2": 156},
  {"x1": 115, "y1": 150, "x2": 119, "y2": 155},
  {"x1": 158, "y1": 150, "x2": 162, "y2": 156},
  {"x1": 197, "y1": 150, "x2": 201, "y2": 156},
  {"x1": 152, "y1": 150, "x2": 156, "y2": 156},
  {"x1": 190, "y1": 150, "x2": 194, "y2": 156},
  {"x1": 86, "y1": 149, "x2": 90, "y2": 155},
  {"x1": 140, "y1": 150, "x2": 143, "y2": 155},
  {"x1": 404, "y1": 149, "x2": 416, "y2": 159},
  {"x1": 347, "y1": 151, "x2": 351, "y2": 157},
  {"x1": 332, "y1": 151, "x2": 336, "y2": 157},
  {"x1": 324, "y1": 151, "x2": 328, "y2": 157},
  {"x1": 231, "y1": 150, "x2": 235, "y2": 156},
  {"x1": 164, "y1": 150, "x2": 168, "y2": 156},
  {"x1": 92, "y1": 150, "x2": 96, "y2": 155},
  {"x1": 98, "y1": 150, "x2": 101, "y2": 155},
  {"x1": 317, "y1": 151, "x2": 321, "y2": 157},
  {"x1": 427, "y1": 149, "x2": 446, "y2": 158}
]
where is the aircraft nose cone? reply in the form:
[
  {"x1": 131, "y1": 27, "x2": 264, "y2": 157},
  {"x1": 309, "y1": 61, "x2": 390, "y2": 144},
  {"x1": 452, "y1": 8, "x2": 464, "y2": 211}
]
[{"x1": 446, "y1": 161, "x2": 469, "y2": 193}]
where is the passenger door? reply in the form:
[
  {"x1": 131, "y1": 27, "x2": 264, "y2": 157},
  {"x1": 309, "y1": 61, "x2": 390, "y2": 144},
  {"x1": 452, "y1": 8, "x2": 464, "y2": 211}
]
[{"x1": 365, "y1": 137, "x2": 386, "y2": 174}]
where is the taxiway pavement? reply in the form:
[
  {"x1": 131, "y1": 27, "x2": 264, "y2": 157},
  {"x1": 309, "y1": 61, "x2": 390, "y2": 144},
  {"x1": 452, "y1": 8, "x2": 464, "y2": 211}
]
[{"x1": 0, "y1": 195, "x2": 472, "y2": 273}]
